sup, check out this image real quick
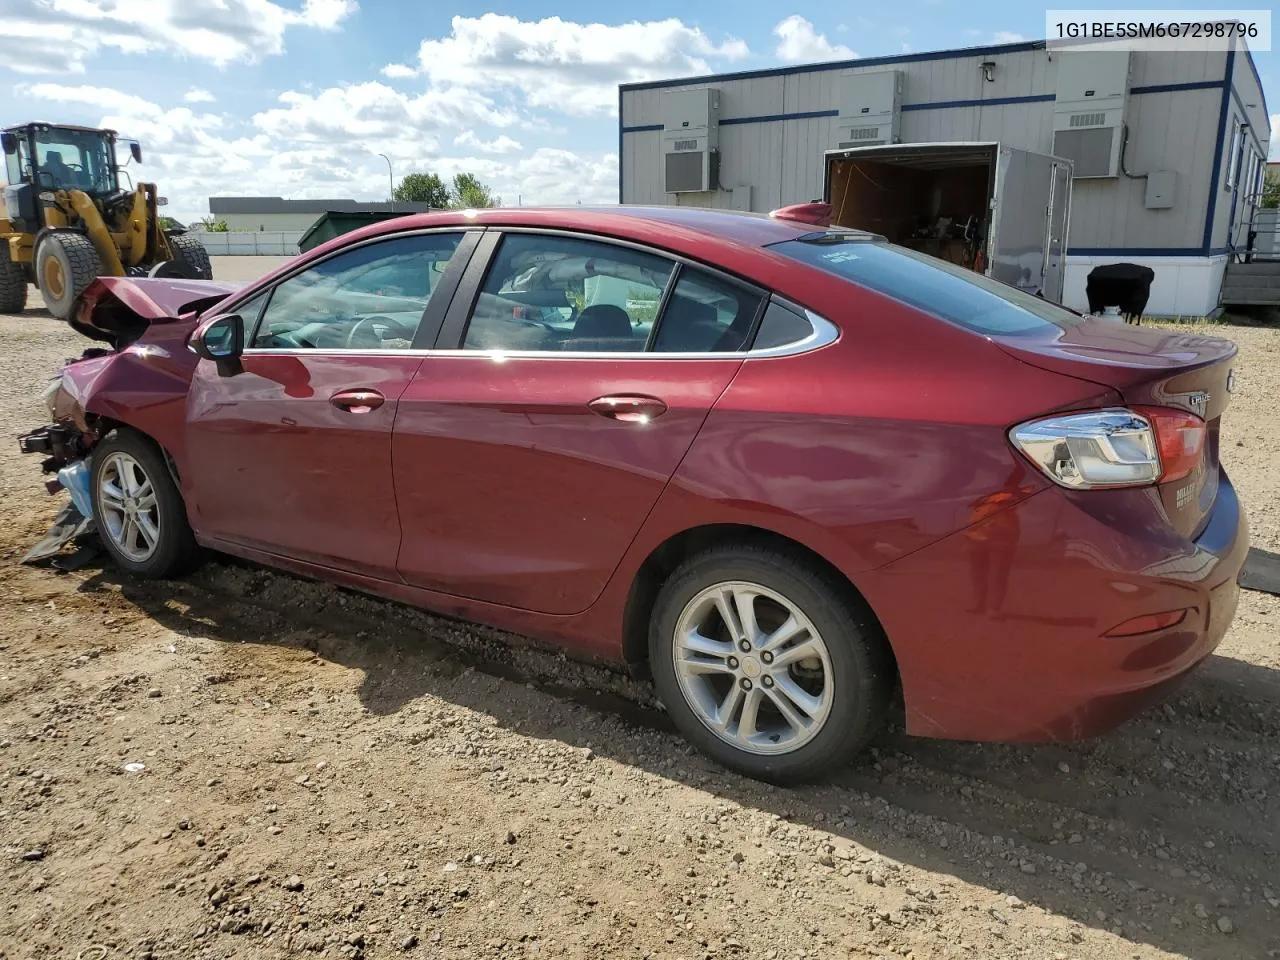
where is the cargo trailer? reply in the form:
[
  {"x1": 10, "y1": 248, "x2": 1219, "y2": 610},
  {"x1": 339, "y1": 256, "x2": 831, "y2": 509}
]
[{"x1": 819, "y1": 142, "x2": 1074, "y2": 304}]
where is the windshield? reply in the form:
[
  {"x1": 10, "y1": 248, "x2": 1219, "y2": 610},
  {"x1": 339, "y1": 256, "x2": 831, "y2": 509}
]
[
  {"x1": 768, "y1": 235, "x2": 1086, "y2": 337},
  {"x1": 32, "y1": 128, "x2": 117, "y2": 194}
]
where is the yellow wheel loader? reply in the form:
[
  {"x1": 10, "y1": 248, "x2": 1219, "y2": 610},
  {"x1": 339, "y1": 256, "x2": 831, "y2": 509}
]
[{"x1": 0, "y1": 122, "x2": 212, "y2": 320}]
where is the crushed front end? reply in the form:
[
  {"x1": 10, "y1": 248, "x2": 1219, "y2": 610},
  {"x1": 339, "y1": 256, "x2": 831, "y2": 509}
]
[{"x1": 16, "y1": 275, "x2": 242, "y2": 567}]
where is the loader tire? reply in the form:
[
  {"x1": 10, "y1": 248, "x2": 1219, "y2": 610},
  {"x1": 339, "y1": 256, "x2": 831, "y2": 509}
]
[
  {"x1": 167, "y1": 233, "x2": 213, "y2": 280},
  {"x1": 36, "y1": 231, "x2": 102, "y2": 322},
  {"x1": 0, "y1": 244, "x2": 27, "y2": 314}
]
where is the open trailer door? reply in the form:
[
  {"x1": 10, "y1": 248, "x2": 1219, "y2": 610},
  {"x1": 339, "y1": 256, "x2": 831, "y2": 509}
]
[
  {"x1": 988, "y1": 147, "x2": 1074, "y2": 302},
  {"x1": 821, "y1": 141, "x2": 1074, "y2": 304}
]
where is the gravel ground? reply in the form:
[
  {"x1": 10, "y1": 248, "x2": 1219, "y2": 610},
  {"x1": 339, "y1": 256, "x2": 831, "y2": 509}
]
[{"x1": 0, "y1": 274, "x2": 1278, "y2": 960}]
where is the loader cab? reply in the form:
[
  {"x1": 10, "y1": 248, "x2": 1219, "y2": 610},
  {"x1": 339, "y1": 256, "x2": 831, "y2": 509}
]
[{"x1": 1, "y1": 123, "x2": 133, "y2": 196}]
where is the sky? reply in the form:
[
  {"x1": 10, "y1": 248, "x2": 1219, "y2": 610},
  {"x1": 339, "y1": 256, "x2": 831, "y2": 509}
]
[{"x1": 1, "y1": 0, "x2": 1275, "y2": 225}]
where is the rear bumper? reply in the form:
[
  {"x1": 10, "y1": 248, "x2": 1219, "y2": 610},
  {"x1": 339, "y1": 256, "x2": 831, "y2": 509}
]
[{"x1": 859, "y1": 470, "x2": 1249, "y2": 743}]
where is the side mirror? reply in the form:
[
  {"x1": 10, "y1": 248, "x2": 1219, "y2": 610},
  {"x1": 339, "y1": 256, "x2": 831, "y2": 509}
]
[
  {"x1": 1, "y1": 133, "x2": 16, "y2": 156},
  {"x1": 130, "y1": 142, "x2": 142, "y2": 164},
  {"x1": 190, "y1": 314, "x2": 244, "y2": 377}
]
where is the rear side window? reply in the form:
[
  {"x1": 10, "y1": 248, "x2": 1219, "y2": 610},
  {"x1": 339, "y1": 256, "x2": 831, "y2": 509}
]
[
  {"x1": 768, "y1": 237, "x2": 1085, "y2": 336},
  {"x1": 651, "y1": 268, "x2": 764, "y2": 353}
]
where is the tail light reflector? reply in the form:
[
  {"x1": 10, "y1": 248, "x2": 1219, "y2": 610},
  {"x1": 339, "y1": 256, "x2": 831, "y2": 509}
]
[
  {"x1": 1009, "y1": 407, "x2": 1206, "y2": 490},
  {"x1": 1104, "y1": 608, "x2": 1189, "y2": 637}
]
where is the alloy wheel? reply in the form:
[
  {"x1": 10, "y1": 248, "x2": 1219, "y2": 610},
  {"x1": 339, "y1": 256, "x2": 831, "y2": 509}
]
[
  {"x1": 672, "y1": 580, "x2": 834, "y2": 756},
  {"x1": 97, "y1": 452, "x2": 162, "y2": 563}
]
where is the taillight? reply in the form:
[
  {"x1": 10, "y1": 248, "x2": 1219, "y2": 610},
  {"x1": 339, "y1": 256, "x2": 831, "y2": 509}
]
[
  {"x1": 1009, "y1": 407, "x2": 1206, "y2": 490},
  {"x1": 1132, "y1": 406, "x2": 1206, "y2": 483}
]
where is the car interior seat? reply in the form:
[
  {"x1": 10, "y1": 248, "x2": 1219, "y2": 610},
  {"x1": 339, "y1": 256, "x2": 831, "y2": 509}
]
[
  {"x1": 563, "y1": 303, "x2": 634, "y2": 351},
  {"x1": 654, "y1": 295, "x2": 727, "y2": 353}
]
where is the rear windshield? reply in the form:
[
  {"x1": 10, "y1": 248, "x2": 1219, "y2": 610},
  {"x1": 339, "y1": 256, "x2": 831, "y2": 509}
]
[{"x1": 767, "y1": 236, "x2": 1086, "y2": 336}]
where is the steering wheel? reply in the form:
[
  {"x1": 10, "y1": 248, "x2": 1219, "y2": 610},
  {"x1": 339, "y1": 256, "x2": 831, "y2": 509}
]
[{"x1": 346, "y1": 315, "x2": 415, "y2": 349}]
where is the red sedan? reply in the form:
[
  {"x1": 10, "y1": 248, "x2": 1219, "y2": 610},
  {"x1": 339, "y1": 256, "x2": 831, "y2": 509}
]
[{"x1": 21, "y1": 206, "x2": 1247, "y2": 783}]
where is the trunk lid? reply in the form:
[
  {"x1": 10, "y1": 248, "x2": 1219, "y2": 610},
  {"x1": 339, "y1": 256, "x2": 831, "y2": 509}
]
[{"x1": 995, "y1": 318, "x2": 1238, "y2": 539}]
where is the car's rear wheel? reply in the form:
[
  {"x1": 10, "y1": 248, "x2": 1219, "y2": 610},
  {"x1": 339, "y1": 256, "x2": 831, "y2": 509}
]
[
  {"x1": 90, "y1": 429, "x2": 197, "y2": 578},
  {"x1": 649, "y1": 543, "x2": 893, "y2": 784}
]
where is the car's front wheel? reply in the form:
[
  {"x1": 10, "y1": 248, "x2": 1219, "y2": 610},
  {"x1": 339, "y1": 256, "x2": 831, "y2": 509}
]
[
  {"x1": 649, "y1": 543, "x2": 894, "y2": 784},
  {"x1": 90, "y1": 429, "x2": 197, "y2": 578}
]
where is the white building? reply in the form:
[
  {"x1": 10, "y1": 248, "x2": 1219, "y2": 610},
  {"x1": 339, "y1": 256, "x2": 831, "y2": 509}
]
[
  {"x1": 208, "y1": 196, "x2": 432, "y2": 233},
  {"x1": 619, "y1": 37, "x2": 1271, "y2": 317}
]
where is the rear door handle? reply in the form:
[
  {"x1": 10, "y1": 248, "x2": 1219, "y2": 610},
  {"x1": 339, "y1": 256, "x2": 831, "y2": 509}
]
[
  {"x1": 330, "y1": 388, "x2": 385, "y2": 414},
  {"x1": 588, "y1": 394, "x2": 668, "y2": 423}
]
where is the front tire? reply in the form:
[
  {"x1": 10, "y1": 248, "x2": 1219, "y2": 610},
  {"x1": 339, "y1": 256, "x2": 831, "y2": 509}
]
[
  {"x1": 90, "y1": 429, "x2": 197, "y2": 578},
  {"x1": 649, "y1": 543, "x2": 894, "y2": 784},
  {"x1": 0, "y1": 242, "x2": 28, "y2": 313},
  {"x1": 36, "y1": 231, "x2": 102, "y2": 321},
  {"x1": 166, "y1": 232, "x2": 213, "y2": 280}
]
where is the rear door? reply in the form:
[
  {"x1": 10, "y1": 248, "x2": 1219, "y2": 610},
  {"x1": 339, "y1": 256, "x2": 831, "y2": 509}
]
[
  {"x1": 184, "y1": 229, "x2": 478, "y2": 578},
  {"x1": 391, "y1": 229, "x2": 767, "y2": 615},
  {"x1": 1041, "y1": 159, "x2": 1073, "y2": 303}
]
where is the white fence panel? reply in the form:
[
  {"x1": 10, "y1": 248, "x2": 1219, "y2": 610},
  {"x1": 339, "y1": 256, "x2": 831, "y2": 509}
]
[{"x1": 195, "y1": 231, "x2": 304, "y2": 256}]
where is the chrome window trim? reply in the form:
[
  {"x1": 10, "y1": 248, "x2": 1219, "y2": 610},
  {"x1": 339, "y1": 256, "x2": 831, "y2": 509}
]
[{"x1": 238, "y1": 309, "x2": 837, "y2": 361}]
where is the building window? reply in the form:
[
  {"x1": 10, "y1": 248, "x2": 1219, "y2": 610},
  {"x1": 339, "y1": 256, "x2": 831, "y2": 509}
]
[{"x1": 1225, "y1": 124, "x2": 1243, "y2": 191}]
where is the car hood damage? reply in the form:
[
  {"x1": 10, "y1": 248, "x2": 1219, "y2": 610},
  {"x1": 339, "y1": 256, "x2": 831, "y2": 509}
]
[
  {"x1": 71, "y1": 276, "x2": 245, "y2": 350},
  {"x1": 19, "y1": 276, "x2": 242, "y2": 566}
]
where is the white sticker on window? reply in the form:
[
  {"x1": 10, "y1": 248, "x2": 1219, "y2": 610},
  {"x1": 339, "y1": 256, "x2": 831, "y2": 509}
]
[{"x1": 821, "y1": 251, "x2": 861, "y2": 264}]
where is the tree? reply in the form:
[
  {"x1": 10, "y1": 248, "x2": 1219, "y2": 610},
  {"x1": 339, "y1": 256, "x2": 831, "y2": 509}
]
[
  {"x1": 394, "y1": 172, "x2": 451, "y2": 208},
  {"x1": 451, "y1": 172, "x2": 499, "y2": 209},
  {"x1": 1262, "y1": 168, "x2": 1279, "y2": 209}
]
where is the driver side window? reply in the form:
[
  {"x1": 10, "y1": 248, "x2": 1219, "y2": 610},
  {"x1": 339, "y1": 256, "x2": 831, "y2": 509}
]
[{"x1": 250, "y1": 232, "x2": 462, "y2": 351}]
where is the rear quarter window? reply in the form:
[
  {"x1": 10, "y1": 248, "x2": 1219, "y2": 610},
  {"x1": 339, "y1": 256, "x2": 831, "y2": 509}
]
[{"x1": 768, "y1": 237, "x2": 1086, "y2": 337}]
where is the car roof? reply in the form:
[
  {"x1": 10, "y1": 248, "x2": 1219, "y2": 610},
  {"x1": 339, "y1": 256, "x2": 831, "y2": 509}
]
[{"x1": 325, "y1": 204, "x2": 856, "y2": 254}]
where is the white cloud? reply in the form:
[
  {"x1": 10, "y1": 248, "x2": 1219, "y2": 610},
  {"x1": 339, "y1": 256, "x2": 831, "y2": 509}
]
[
  {"x1": 0, "y1": 0, "x2": 359, "y2": 74},
  {"x1": 397, "y1": 14, "x2": 750, "y2": 116},
  {"x1": 252, "y1": 82, "x2": 519, "y2": 144},
  {"x1": 773, "y1": 15, "x2": 855, "y2": 63},
  {"x1": 184, "y1": 88, "x2": 217, "y2": 104},
  {"x1": 453, "y1": 131, "x2": 523, "y2": 155},
  {"x1": 19, "y1": 82, "x2": 617, "y2": 222},
  {"x1": 994, "y1": 31, "x2": 1028, "y2": 43},
  {"x1": 381, "y1": 63, "x2": 417, "y2": 80}
]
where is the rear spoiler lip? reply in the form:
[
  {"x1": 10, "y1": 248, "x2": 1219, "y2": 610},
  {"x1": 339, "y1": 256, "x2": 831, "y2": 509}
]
[{"x1": 770, "y1": 202, "x2": 833, "y2": 228}]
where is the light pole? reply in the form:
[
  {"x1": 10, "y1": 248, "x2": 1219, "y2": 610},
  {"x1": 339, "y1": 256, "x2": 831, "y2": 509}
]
[{"x1": 377, "y1": 153, "x2": 394, "y2": 206}]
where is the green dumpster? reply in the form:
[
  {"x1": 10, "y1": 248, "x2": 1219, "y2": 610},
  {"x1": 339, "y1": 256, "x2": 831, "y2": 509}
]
[{"x1": 297, "y1": 210, "x2": 420, "y2": 253}]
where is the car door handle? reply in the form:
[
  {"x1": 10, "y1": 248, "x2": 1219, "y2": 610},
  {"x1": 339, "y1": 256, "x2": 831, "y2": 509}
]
[
  {"x1": 330, "y1": 389, "x2": 385, "y2": 414},
  {"x1": 588, "y1": 395, "x2": 668, "y2": 423}
]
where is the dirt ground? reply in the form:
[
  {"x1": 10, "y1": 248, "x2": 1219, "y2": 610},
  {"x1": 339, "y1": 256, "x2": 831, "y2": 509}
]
[{"x1": 0, "y1": 269, "x2": 1278, "y2": 960}]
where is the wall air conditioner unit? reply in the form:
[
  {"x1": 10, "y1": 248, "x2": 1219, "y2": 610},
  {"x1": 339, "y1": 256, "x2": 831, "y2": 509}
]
[
  {"x1": 662, "y1": 88, "x2": 720, "y2": 194},
  {"x1": 834, "y1": 70, "x2": 903, "y2": 149},
  {"x1": 1052, "y1": 50, "x2": 1132, "y2": 179}
]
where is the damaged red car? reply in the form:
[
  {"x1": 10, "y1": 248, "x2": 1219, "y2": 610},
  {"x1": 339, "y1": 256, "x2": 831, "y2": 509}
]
[{"x1": 20, "y1": 206, "x2": 1248, "y2": 783}]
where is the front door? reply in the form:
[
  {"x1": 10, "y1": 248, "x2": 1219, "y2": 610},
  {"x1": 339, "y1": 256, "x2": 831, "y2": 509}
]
[
  {"x1": 184, "y1": 229, "x2": 473, "y2": 579},
  {"x1": 392, "y1": 230, "x2": 767, "y2": 615}
]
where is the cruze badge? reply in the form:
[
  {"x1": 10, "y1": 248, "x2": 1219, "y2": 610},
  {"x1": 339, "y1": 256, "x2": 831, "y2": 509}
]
[{"x1": 1187, "y1": 391, "x2": 1209, "y2": 417}]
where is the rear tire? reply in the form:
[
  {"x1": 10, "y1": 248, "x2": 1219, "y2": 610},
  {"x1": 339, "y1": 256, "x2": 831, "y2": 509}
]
[
  {"x1": 36, "y1": 231, "x2": 101, "y2": 321},
  {"x1": 167, "y1": 233, "x2": 213, "y2": 280},
  {"x1": 648, "y1": 542, "x2": 894, "y2": 784},
  {"x1": 90, "y1": 428, "x2": 198, "y2": 579},
  {"x1": 0, "y1": 243, "x2": 26, "y2": 313}
]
